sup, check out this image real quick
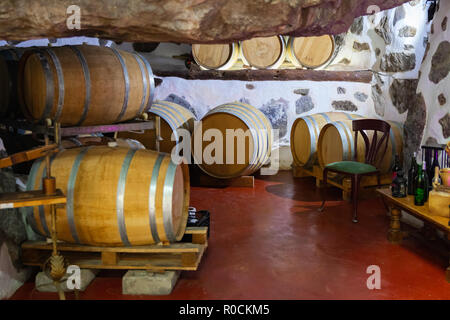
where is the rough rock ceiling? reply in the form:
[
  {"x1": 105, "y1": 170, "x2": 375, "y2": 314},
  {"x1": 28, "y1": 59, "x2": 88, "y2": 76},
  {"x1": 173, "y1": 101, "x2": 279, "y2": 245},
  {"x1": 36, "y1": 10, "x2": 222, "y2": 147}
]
[{"x1": 0, "y1": 0, "x2": 410, "y2": 43}]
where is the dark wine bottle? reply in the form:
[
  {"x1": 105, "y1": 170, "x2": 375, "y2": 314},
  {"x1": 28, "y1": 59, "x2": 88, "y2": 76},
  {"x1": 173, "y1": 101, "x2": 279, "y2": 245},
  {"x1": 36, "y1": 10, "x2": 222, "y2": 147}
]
[
  {"x1": 407, "y1": 152, "x2": 418, "y2": 195},
  {"x1": 430, "y1": 150, "x2": 440, "y2": 185},
  {"x1": 414, "y1": 163, "x2": 425, "y2": 206},
  {"x1": 423, "y1": 160, "x2": 429, "y2": 202},
  {"x1": 392, "y1": 154, "x2": 401, "y2": 180}
]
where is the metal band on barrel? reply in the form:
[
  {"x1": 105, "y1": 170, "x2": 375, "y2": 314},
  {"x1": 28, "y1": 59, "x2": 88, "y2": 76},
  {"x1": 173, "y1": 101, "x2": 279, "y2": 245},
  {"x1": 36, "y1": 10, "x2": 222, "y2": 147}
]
[
  {"x1": 319, "y1": 112, "x2": 331, "y2": 123},
  {"x1": 66, "y1": 147, "x2": 90, "y2": 244},
  {"x1": 110, "y1": 48, "x2": 130, "y2": 122},
  {"x1": 333, "y1": 121, "x2": 351, "y2": 161},
  {"x1": 35, "y1": 50, "x2": 54, "y2": 122},
  {"x1": 116, "y1": 149, "x2": 137, "y2": 246},
  {"x1": 162, "y1": 161, "x2": 177, "y2": 242},
  {"x1": 155, "y1": 101, "x2": 190, "y2": 130},
  {"x1": 148, "y1": 154, "x2": 165, "y2": 243},
  {"x1": 133, "y1": 53, "x2": 148, "y2": 117},
  {"x1": 303, "y1": 116, "x2": 317, "y2": 167},
  {"x1": 70, "y1": 46, "x2": 91, "y2": 126},
  {"x1": 135, "y1": 53, "x2": 155, "y2": 112},
  {"x1": 45, "y1": 49, "x2": 65, "y2": 122},
  {"x1": 26, "y1": 158, "x2": 44, "y2": 235}
]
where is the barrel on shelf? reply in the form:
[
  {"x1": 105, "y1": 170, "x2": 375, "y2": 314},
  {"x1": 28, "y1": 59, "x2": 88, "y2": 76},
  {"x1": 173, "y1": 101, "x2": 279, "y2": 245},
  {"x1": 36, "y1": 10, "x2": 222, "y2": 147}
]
[
  {"x1": 290, "y1": 112, "x2": 363, "y2": 168},
  {"x1": 192, "y1": 43, "x2": 240, "y2": 70},
  {"x1": 192, "y1": 102, "x2": 272, "y2": 179},
  {"x1": 286, "y1": 35, "x2": 336, "y2": 69},
  {"x1": 317, "y1": 120, "x2": 403, "y2": 174},
  {"x1": 117, "y1": 100, "x2": 196, "y2": 154},
  {"x1": 27, "y1": 146, "x2": 189, "y2": 246},
  {"x1": 240, "y1": 36, "x2": 286, "y2": 69},
  {"x1": 0, "y1": 48, "x2": 24, "y2": 118},
  {"x1": 18, "y1": 45, "x2": 155, "y2": 126}
]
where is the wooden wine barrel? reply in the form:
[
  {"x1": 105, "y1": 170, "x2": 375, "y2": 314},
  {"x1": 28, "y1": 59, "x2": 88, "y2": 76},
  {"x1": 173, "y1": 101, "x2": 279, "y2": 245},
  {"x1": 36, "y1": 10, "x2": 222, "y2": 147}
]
[
  {"x1": 286, "y1": 35, "x2": 336, "y2": 69},
  {"x1": 290, "y1": 112, "x2": 363, "y2": 167},
  {"x1": 317, "y1": 120, "x2": 403, "y2": 174},
  {"x1": 27, "y1": 146, "x2": 189, "y2": 246},
  {"x1": 18, "y1": 45, "x2": 155, "y2": 126},
  {"x1": 117, "y1": 100, "x2": 196, "y2": 154},
  {"x1": 192, "y1": 102, "x2": 272, "y2": 179},
  {"x1": 0, "y1": 48, "x2": 23, "y2": 118},
  {"x1": 240, "y1": 36, "x2": 286, "y2": 69},
  {"x1": 192, "y1": 43, "x2": 239, "y2": 70}
]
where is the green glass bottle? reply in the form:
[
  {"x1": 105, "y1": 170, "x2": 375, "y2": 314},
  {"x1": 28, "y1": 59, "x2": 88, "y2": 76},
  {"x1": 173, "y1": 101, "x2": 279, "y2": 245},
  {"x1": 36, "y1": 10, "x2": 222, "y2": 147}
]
[{"x1": 414, "y1": 163, "x2": 425, "y2": 206}]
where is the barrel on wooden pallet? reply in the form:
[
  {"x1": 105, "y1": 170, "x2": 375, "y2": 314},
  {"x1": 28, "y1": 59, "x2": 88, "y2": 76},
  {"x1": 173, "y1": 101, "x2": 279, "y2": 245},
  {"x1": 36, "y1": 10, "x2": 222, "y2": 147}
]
[
  {"x1": 117, "y1": 100, "x2": 196, "y2": 154},
  {"x1": 240, "y1": 36, "x2": 286, "y2": 69},
  {"x1": 317, "y1": 120, "x2": 403, "y2": 174},
  {"x1": 27, "y1": 146, "x2": 189, "y2": 246},
  {"x1": 286, "y1": 35, "x2": 336, "y2": 69},
  {"x1": 192, "y1": 43, "x2": 239, "y2": 70},
  {"x1": 0, "y1": 48, "x2": 24, "y2": 118},
  {"x1": 290, "y1": 112, "x2": 363, "y2": 168},
  {"x1": 18, "y1": 45, "x2": 155, "y2": 126},
  {"x1": 192, "y1": 102, "x2": 272, "y2": 179}
]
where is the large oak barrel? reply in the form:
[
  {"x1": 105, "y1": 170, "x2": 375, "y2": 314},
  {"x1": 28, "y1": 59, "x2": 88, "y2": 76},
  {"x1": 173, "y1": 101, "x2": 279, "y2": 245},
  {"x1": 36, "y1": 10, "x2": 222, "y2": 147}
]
[
  {"x1": 192, "y1": 43, "x2": 239, "y2": 70},
  {"x1": 317, "y1": 120, "x2": 403, "y2": 174},
  {"x1": 290, "y1": 112, "x2": 363, "y2": 168},
  {"x1": 26, "y1": 146, "x2": 189, "y2": 246},
  {"x1": 18, "y1": 45, "x2": 155, "y2": 126},
  {"x1": 0, "y1": 48, "x2": 23, "y2": 118},
  {"x1": 240, "y1": 36, "x2": 286, "y2": 69},
  {"x1": 286, "y1": 35, "x2": 336, "y2": 69},
  {"x1": 117, "y1": 100, "x2": 196, "y2": 154},
  {"x1": 192, "y1": 102, "x2": 272, "y2": 179}
]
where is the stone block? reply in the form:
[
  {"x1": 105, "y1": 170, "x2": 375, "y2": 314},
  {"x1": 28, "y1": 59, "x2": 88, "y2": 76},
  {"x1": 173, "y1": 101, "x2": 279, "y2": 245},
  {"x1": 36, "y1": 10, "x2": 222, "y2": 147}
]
[
  {"x1": 35, "y1": 269, "x2": 98, "y2": 292},
  {"x1": 122, "y1": 270, "x2": 180, "y2": 295}
]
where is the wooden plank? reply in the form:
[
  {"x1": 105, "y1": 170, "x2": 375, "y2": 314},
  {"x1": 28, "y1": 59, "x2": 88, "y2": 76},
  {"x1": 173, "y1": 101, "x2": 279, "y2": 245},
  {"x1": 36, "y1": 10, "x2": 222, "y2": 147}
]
[
  {"x1": 0, "y1": 144, "x2": 58, "y2": 169},
  {"x1": 101, "y1": 252, "x2": 119, "y2": 265},
  {"x1": 377, "y1": 188, "x2": 450, "y2": 232},
  {"x1": 0, "y1": 189, "x2": 66, "y2": 209},
  {"x1": 154, "y1": 69, "x2": 373, "y2": 83}
]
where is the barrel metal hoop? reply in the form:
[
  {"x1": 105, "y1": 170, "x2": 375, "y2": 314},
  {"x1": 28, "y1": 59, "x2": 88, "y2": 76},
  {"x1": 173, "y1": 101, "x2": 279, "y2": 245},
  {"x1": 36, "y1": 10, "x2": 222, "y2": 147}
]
[
  {"x1": 110, "y1": 48, "x2": 130, "y2": 123},
  {"x1": 333, "y1": 121, "x2": 352, "y2": 161},
  {"x1": 26, "y1": 158, "x2": 44, "y2": 235},
  {"x1": 148, "y1": 154, "x2": 165, "y2": 243},
  {"x1": 135, "y1": 53, "x2": 155, "y2": 112},
  {"x1": 44, "y1": 49, "x2": 65, "y2": 122},
  {"x1": 155, "y1": 101, "x2": 190, "y2": 130},
  {"x1": 319, "y1": 112, "x2": 331, "y2": 123},
  {"x1": 162, "y1": 160, "x2": 177, "y2": 242},
  {"x1": 116, "y1": 149, "x2": 137, "y2": 246},
  {"x1": 302, "y1": 116, "x2": 317, "y2": 167},
  {"x1": 66, "y1": 147, "x2": 91, "y2": 244},
  {"x1": 149, "y1": 106, "x2": 180, "y2": 143},
  {"x1": 133, "y1": 53, "x2": 148, "y2": 118},
  {"x1": 70, "y1": 46, "x2": 91, "y2": 126},
  {"x1": 209, "y1": 106, "x2": 259, "y2": 173},
  {"x1": 35, "y1": 50, "x2": 54, "y2": 122}
]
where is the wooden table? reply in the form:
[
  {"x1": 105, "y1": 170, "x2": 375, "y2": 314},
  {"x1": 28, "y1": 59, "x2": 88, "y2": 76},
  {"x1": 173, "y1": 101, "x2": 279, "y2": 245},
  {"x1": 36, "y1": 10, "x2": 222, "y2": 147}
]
[{"x1": 377, "y1": 188, "x2": 450, "y2": 283}]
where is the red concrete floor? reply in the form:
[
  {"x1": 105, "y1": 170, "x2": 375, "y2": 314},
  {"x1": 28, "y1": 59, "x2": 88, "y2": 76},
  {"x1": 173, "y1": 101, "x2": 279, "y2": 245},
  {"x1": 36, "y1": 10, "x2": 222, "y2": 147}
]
[{"x1": 10, "y1": 171, "x2": 450, "y2": 300}]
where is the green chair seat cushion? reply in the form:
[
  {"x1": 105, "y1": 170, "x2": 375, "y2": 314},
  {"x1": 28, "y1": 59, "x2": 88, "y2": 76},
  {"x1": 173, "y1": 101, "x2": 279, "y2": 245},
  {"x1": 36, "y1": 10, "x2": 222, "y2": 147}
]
[{"x1": 325, "y1": 161, "x2": 377, "y2": 174}]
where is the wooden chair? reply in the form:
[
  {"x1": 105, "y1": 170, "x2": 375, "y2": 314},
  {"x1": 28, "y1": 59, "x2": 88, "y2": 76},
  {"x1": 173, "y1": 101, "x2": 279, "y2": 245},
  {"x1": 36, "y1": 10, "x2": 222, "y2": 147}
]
[{"x1": 318, "y1": 119, "x2": 391, "y2": 223}]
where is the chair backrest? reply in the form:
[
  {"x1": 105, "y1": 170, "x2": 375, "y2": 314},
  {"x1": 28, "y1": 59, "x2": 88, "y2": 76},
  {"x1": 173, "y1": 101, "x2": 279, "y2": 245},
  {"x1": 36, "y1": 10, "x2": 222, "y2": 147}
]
[{"x1": 352, "y1": 119, "x2": 391, "y2": 166}]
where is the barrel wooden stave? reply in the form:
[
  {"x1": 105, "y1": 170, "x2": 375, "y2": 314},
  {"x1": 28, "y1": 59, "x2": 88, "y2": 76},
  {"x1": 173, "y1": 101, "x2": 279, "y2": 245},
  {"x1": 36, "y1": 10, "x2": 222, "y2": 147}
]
[
  {"x1": 286, "y1": 35, "x2": 335, "y2": 69},
  {"x1": 193, "y1": 102, "x2": 272, "y2": 179},
  {"x1": 290, "y1": 112, "x2": 363, "y2": 168},
  {"x1": 192, "y1": 43, "x2": 239, "y2": 70},
  {"x1": 317, "y1": 120, "x2": 404, "y2": 174},
  {"x1": 18, "y1": 45, "x2": 154, "y2": 126},
  {"x1": 117, "y1": 100, "x2": 196, "y2": 154},
  {"x1": 240, "y1": 36, "x2": 286, "y2": 69},
  {"x1": 27, "y1": 146, "x2": 189, "y2": 246}
]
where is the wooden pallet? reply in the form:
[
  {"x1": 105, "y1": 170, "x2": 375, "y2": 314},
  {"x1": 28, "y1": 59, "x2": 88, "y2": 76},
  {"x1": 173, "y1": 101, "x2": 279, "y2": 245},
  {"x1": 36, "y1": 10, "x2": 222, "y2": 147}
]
[
  {"x1": 293, "y1": 164, "x2": 392, "y2": 201},
  {"x1": 21, "y1": 227, "x2": 208, "y2": 271}
]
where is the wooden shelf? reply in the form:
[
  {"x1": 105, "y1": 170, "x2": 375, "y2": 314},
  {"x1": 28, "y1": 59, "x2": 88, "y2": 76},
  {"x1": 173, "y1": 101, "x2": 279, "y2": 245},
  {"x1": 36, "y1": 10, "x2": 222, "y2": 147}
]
[
  {"x1": 154, "y1": 69, "x2": 373, "y2": 83},
  {"x1": 0, "y1": 189, "x2": 66, "y2": 209}
]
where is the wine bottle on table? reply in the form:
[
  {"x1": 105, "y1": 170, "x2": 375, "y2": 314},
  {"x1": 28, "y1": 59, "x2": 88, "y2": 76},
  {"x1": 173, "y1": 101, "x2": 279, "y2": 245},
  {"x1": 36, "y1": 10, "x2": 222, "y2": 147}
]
[
  {"x1": 392, "y1": 155, "x2": 401, "y2": 180},
  {"x1": 414, "y1": 163, "x2": 425, "y2": 206},
  {"x1": 407, "y1": 152, "x2": 418, "y2": 195},
  {"x1": 430, "y1": 150, "x2": 440, "y2": 185}
]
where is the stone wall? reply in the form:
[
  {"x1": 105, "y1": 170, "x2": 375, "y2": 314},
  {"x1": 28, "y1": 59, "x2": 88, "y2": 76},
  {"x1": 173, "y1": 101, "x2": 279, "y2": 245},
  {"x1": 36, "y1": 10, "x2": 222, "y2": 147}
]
[{"x1": 418, "y1": 0, "x2": 450, "y2": 150}]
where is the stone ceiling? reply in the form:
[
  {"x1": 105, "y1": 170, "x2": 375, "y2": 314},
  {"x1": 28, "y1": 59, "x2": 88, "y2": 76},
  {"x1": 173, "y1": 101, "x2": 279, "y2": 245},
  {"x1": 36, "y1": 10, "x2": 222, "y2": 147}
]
[{"x1": 0, "y1": 0, "x2": 410, "y2": 43}]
